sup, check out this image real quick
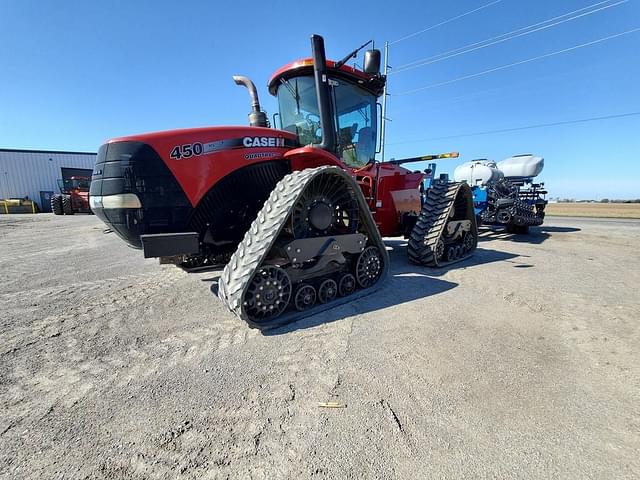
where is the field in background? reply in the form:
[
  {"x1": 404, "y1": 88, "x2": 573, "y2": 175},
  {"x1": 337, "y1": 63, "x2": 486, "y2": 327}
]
[{"x1": 546, "y1": 202, "x2": 640, "y2": 219}]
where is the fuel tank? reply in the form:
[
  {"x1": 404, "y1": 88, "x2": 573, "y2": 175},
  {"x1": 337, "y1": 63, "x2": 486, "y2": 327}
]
[
  {"x1": 453, "y1": 160, "x2": 504, "y2": 186},
  {"x1": 497, "y1": 154, "x2": 544, "y2": 179}
]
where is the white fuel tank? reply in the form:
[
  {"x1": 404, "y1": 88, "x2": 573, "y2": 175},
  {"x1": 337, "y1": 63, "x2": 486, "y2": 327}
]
[
  {"x1": 497, "y1": 154, "x2": 544, "y2": 179},
  {"x1": 453, "y1": 160, "x2": 504, "y2": 186}
]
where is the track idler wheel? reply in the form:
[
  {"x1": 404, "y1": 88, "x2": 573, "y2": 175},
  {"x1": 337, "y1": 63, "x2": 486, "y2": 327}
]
[
  {"x1": 463, "y1": 232, "x2": 475, "y2": 252},
  {"x1": 496, "y1": 209, "x2": 512, "y2": 224},
  {"x1": 243, "y1": 266, "x2": 292, "y2": 322},
  {"x1": 433, "y1": 239, "x2": 445, "y2": 263},
  {"x1": 338, "y1": 273, "x2": 356, "y2": 297},
  {"x1": 294, "y1": 284, "x2": 316, "y2": 311},
  {"x1": 356, "y1": 246, "x2": 383, "y2": 288}
]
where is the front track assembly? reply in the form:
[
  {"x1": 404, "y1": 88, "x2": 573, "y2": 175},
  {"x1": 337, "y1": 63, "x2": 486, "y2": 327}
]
[
  {"x1": 218, "y1": 166, "x2": 389, "y2": 330},
  {"x1": 407, "y1": 182, "x2": 478, "y2": 267}
]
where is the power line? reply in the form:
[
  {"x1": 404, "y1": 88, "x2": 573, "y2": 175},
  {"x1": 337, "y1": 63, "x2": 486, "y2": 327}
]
[
  {"x1": 389, "y1": 0, "x2": 506, "y2": 45},
  {"x1": 392, "y1": 0, "x2": 627, "y2": 74},
  {"x1": 387, "y1": 111, "x2": 640, "y2": 145},
  {"x1": 391, "y1": 60, "x2": 605, "y2": 114},
  {"x1": 393, "y1": 27, "x2": 640, "y2": 96}
]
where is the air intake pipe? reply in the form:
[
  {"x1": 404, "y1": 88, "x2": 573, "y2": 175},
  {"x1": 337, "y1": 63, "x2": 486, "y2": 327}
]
[
  {"x1": 310, "y1": 34, "x2": 336, "y2": 153},
  {"x1": 233, "y1": 75, "x2": 268, "y2": 128}
]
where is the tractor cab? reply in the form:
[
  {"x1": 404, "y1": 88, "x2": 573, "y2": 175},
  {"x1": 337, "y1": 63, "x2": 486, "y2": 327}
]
[
  {"x1": 267, "y1": 40, "x2": 385, "y2": 169},
  {"x1": 58, "y1": 176, "x2": 90, "y2": 194}
]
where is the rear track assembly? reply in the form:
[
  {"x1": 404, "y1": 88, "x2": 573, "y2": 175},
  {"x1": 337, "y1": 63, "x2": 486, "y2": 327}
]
[{"x1": 407, "y1": 182, "x2": 478, "y2": 267}]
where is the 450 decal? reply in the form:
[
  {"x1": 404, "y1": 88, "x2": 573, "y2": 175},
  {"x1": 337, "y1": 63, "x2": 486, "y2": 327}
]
[{"x1": 170, "y1": 143, "x2": 203, "y2": 160}]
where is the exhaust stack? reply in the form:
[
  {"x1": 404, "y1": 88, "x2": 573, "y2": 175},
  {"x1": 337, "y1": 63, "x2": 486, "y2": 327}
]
[
  {"x1": 233, "y1": 75, "x2": 268, "y2": 128},
  {"x1": 310, "y1": 34, "x2": 336, "y2": 153}
]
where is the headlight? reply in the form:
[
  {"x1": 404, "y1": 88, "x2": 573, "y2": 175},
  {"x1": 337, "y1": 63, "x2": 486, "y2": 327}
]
[
  {"x1": 89, "y1": 196, "x2": 102, "y2": 209},
  {"x1": 90, "y1": 194, "x2": 141, "y2": 209}
]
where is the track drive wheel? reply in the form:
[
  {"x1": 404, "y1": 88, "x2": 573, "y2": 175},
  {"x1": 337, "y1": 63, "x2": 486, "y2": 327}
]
[
  {"x1": 62, "y1": 195, "x2": 74, "y2": 215},
  {"x1": 51, "y1": 194, "x2": 63, "y2": 215}
]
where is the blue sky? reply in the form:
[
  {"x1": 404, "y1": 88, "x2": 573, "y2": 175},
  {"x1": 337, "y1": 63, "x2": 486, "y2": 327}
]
[{"x1": 0, "y1": 0, "x2": 638, "y2": 199}]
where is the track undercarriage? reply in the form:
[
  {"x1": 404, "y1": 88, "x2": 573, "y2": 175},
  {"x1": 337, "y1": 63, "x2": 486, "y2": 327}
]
[{"x1": 218, "y1": 166, "x2": 389, "y2": 329}]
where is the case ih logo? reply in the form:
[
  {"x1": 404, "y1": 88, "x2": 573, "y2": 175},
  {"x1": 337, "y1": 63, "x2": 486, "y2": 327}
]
[{"x1": 243, "y1": 136, "x2": 285, "y2": 148}]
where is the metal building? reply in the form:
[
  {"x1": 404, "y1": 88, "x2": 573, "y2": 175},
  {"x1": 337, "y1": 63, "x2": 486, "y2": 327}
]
[{"x1": 0, "y1": 148, "x2": 96, "y2": 212}]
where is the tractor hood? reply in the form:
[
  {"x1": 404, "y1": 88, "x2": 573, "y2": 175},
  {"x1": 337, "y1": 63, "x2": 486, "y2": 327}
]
[
  {"x1": 105, "y1": 126, "x2": 298, "y2": 206},
  {"x1": 90, "y1": 126, "x2": 297, "y2": 248}
]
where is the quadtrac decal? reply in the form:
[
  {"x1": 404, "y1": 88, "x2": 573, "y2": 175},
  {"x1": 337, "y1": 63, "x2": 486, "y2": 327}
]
[
  {"x1": 169, "y1": 136, "x2": 296, "y2": 160},
  {"x1": 244, "y1": 152, "x2": 278, "y2": 160}
]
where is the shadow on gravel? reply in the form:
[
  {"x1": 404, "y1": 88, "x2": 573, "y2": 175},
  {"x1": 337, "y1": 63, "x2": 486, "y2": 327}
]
[
  {"x1": 265, "y1": 242, "x2": 521, "y2": 335},
  {"x1": 539, "y1": 226, "x2": 582, "y2": 233},
  {"x1": 477, "y1": 224, "x2": 581, "y2": 245},
  {"x1": 265, "y1": 273, "x2": 458, "y2": 335},
  {"x1": 203, "y1": 240, "x2": 519, "y2": 335},
  {"x1": 384, "y1": 240, "x2": 520, "y2": 277}
]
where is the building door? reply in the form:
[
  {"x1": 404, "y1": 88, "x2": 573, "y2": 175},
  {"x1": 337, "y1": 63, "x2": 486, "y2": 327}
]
[{"x1": 40, "y1": 191, "x2": 54, "y2": 212}]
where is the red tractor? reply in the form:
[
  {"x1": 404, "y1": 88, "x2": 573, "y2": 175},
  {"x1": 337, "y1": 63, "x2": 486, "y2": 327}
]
[
  {"x1": 51, "y1": 176, "x2": 91, "y2": 215},
  {"x1": 90, "y1": 35, "x2": 477, "y2": 329}
]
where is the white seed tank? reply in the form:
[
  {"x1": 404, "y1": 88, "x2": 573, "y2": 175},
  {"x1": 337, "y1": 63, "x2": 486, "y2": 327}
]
[
  {"x1": 453, "y1": 160, "x2": 504, "y2": 186},
  {"x1": 497, "y1": 154, "x2": 544, "y2": 179}
]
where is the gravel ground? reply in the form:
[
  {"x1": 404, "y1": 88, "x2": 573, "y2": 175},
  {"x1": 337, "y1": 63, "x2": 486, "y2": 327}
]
[{"x1": 1, "y1": 214, "x2": 638, "y2": 479}]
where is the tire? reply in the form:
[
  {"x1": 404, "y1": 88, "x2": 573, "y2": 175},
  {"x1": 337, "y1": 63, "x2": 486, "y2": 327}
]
[
  {"x1": 51, "y1": 194, "x2": 63, "y2": 215},
  {"x1": 62, "y1": 195, "x2": 74, "y2": 215}
]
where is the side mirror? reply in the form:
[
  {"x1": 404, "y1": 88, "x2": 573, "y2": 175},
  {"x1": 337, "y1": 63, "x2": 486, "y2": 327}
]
[{"x1": 364, "y1": 49, "x2": 381, "y2": 75}]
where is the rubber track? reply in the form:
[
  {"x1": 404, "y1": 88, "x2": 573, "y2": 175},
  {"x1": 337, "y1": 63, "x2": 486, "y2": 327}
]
[
  {"x1": 407, "y1": 182, "x2": 477, "y2": 267},
  {"x1": 217, "y1": 166, "x2": 389, "y2": 330}
]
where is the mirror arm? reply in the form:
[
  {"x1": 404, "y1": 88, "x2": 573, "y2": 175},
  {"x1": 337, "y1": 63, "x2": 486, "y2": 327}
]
[{"x1": 375, "y1": 102, "x2": 382, "y2": 154}]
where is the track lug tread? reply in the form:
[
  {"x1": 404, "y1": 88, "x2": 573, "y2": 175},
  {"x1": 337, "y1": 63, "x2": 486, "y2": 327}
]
[{"x1": 407, "y1": 182, "x2": 478, "y2": 267}]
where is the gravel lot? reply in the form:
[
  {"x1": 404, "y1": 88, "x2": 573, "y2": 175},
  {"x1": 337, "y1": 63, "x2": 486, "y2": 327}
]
[{"x1": 1, "y1": 214, "x2": 638, "y2": 479}]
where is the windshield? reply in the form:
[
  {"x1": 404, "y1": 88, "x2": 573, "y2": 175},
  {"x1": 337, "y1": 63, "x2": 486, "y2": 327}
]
[
  {"x1": 276, "y1": 76, "x2": 322, "y2": 146},
  {"x1": 58, "y1": 178, "x2": 90, "y2": 191},
  {"x1": 276, "y1": 76, "x2": 378, "y2": 167}
]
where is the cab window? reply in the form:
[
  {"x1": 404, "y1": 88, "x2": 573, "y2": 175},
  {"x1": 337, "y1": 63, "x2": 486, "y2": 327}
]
[
  {"x1": 333, "y1": 80, "x2": 377, "y2": 168},
  {"x1": 276, "y1": 76, "x2": 322, "y2": 146}
]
